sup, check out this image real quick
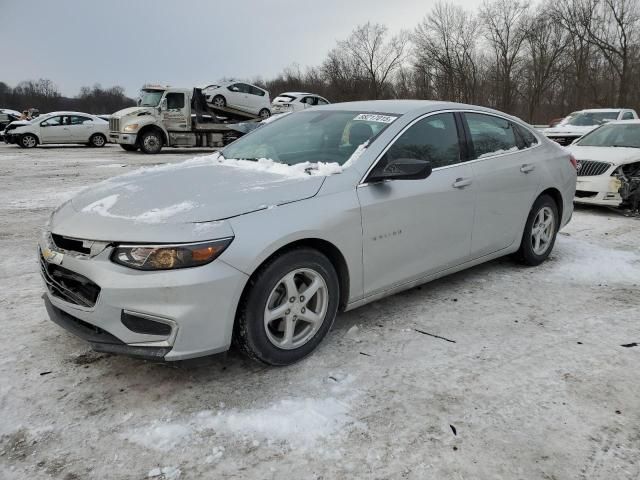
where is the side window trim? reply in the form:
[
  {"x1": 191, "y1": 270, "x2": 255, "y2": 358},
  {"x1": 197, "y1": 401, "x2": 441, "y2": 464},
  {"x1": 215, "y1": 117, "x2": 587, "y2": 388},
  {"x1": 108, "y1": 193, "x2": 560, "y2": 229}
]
[{"x1": 361, "y1": 110, "x2": 467, "y2": 185}]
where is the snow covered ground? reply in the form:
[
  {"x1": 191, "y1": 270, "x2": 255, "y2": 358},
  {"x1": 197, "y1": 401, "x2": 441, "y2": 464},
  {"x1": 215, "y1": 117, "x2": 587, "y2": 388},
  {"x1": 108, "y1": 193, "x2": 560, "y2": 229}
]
[{"x1": 0, "y1": 143, "x2": 639, "y2": 479}]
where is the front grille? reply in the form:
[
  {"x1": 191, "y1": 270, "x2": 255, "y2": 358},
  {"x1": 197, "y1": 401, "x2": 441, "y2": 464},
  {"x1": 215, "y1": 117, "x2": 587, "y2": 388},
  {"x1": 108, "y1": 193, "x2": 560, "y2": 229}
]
[
  {"x1": 51, "y1": 234, "x2": 91, "y2": 255},
  {"x1": 40, "y1": 251, "x2": 101, "y2": 307},
  {"x1": 109, "y1": 117, "x2": 120, "y2": 132},
  {"x1": 577, "y1": 160, "x2": 611, "y2": 177}
]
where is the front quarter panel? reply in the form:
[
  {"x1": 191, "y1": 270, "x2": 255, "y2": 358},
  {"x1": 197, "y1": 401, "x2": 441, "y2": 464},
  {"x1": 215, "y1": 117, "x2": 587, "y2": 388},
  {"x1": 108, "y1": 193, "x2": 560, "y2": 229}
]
[{"x1": 221, "y1": 176, "x2": 364, "y2": 305}]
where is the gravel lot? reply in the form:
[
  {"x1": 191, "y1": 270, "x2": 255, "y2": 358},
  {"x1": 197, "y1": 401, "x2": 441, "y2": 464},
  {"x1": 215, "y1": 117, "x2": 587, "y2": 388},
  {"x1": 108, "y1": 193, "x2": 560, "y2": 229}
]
[{"x1": 0, "y1": 143, "x2": 639, "y2": 480}]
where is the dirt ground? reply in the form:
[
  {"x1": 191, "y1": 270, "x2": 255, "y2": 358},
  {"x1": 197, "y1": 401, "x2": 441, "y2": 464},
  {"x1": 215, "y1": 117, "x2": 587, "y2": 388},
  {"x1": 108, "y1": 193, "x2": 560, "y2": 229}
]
[{"x1": 0, "y1": 143, "x2": 638, "y2": 480}]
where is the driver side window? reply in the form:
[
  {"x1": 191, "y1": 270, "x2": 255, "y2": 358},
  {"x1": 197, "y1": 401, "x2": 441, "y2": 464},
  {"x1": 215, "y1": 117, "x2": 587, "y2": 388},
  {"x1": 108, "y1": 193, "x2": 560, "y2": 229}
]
[
  {"x1": 384, "y1": 113, "x2": 461, "y2": 169},
  {"x1": 166, "y1": 93, "x2": 185, "y2": 110}
]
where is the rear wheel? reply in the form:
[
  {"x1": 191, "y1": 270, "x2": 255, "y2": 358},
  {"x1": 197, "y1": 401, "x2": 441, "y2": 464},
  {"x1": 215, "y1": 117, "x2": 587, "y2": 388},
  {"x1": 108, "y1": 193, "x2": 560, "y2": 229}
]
[
  {"x1": 120, "y1": 144, "x2": 138, "y2": 152},
  {"x1": 236, "y1": 248, "x2": 340, "y2": 365},
  {"x1": 20, "y1": 134, "x2": 38, "y2": 148},
  {"x1": 139, "y1": 130, "x2": 163, "y2": 154},
  {"x1": 515, "y1": 194, "x2": 559, "y2": 266},
  {"x1": 89, "y1": 133, "x2": 106, "y2": 147},
  {"x1": 258, "y1": 108, "x2": 271, "y2": 119}
]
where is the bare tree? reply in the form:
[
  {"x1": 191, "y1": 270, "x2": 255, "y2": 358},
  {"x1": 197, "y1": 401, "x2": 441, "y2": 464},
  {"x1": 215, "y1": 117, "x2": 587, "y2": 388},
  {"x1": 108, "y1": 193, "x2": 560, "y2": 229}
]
[
  {"x1": 521, "y1": 3, "x2": 569, "y2": 121},
  {"x1": 339, "y1": 22, "x2": 409, "y2": 99},
  {"x1": 413, "y1": 1, "x2": 481, "y2": 103},
  {"x1": 480, "y1": 0, "x2": 530, "y2": 111}
]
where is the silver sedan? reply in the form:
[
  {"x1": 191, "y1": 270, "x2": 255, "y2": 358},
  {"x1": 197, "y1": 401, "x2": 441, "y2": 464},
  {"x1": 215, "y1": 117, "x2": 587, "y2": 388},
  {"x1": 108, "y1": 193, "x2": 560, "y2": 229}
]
[{"x1": 40, "y1": 101, "x2": 577, "y2": 365}]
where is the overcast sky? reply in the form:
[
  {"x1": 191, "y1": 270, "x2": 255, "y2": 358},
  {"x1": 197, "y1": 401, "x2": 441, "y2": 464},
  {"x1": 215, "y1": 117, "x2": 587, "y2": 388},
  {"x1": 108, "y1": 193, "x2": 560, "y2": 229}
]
[{"x1": 3, "y1": 0, "x2": 478, "y2": 98}]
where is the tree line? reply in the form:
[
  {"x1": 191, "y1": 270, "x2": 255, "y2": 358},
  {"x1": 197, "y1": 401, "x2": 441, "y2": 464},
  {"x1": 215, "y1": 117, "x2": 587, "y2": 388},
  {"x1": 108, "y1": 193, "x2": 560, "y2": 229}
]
[
  {"x1": 2, "y1": 0, "x2": 638, "y2": 123},
  {"x1": 260, "y1": 0, "x2": 640, "y2": 123},
  {"x1": 0, "y1": 79, "x2": 134, "y2": 115}
]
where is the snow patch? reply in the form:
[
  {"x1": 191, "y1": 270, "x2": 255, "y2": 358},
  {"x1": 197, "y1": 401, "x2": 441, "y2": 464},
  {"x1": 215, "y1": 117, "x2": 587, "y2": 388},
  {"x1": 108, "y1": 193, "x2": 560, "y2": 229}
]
[
  {"x1": 194, "y1": 397, "x2": 353, "y2": 449},
  {"x1": 209, "y1": 155, "x2": 342, "y2": 178},
  {"x1": 125, "y1": 422, "x2": 192, "y2": 452},
  {"x1": 147, "y1": 466, "x2": 181, "y2": 479},
  {"x1": 81, "y1": 195, "x2": 197, "y2": 224},
  {"x1": 478, "y1": 146, "x2": 519, "y2": 158},
  {"x1": 550, "y1": 236, "x2": 640, "y2": 284}
]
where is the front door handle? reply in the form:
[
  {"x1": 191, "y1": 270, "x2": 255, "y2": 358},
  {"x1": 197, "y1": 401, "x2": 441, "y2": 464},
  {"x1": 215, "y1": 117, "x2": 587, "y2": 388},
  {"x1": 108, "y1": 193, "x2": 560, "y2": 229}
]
[
  {"x1": 520, "y1": 164, "x2": 535, "y2": 173},
  {"x1": 452, "y1": 177, "x2": 472, "y2": 189}
]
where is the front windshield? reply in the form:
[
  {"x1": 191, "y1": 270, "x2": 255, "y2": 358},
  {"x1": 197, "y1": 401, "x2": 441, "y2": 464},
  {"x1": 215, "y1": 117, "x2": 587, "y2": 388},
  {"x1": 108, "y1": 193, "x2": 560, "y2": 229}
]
[
  {"x1": 138, "y1": 89, "x2": 164, "y2": 107},
  {"x1": 222, "y1": 111, "x2": 399, "y2": 165},
  {"x1": 577, "y1": 123, "x2": 640, "y2": 148},
  {"x1": 561, "y1": 111, "x2": 618, "y2": 127}
]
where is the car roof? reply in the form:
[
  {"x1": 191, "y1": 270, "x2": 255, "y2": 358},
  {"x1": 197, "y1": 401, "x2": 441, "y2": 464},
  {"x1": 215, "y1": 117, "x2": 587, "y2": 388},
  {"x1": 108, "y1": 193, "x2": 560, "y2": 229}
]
[
  {"x1": 41, "y1": 111, "x2": 96, "y2": 117},
  {"x1": 312, "y1": 99, "x2": 523, "y2": 119},
  {"x1": 576, "y1": 108, "x2": 625, "y2": 113},
  {"x1": 278, "y1": 92, "x2": 315, "y2": 97},
  {"x1": 609, "y1": 119, "x2": 640, "y2": 125}
]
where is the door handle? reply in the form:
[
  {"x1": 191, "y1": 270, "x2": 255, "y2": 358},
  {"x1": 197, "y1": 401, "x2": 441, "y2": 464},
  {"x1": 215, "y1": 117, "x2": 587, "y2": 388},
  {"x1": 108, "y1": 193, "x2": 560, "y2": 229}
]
[
  {"x1": 452, "y1": 177, "x2": 472, "y2": 189},
  {"x1": 520, "y1": 164, "x2": 535, "y2": 173}
]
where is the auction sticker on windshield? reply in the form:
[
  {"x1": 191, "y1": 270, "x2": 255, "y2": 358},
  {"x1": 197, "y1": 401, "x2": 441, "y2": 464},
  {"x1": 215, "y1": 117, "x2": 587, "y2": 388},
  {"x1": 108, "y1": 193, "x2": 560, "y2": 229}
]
[{"x1": 353, "y1": 114, "x2": 397, "y2": 123}]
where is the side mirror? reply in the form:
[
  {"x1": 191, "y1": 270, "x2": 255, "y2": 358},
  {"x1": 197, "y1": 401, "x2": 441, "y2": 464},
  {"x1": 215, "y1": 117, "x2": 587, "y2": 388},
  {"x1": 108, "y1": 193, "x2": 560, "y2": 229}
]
[
  {"x1": 160, "y1": 98, "x2": 168, "y2": 111},
  {"x1": 367, "y1": 157, "x2": 433, "y2": 183}
]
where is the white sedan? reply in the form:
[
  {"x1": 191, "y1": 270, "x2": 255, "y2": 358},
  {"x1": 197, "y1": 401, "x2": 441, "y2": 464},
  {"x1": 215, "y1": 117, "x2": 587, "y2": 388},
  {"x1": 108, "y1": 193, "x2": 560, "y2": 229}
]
[
  {"x1": 542, "y1": 108, "x2": 638, "y2": 146},
  {"x1": 4, "y1": 111, "x2": 109, "y2": 148},
  {"x1": 203, "y1": 82, "x2": 272, "y2": 119},
  {"x1": 272, "y1": 92, "x2": 330, "y2": 113},
  {"x1": 566, "y1": 120, "x2": 640, "y2": 209}
]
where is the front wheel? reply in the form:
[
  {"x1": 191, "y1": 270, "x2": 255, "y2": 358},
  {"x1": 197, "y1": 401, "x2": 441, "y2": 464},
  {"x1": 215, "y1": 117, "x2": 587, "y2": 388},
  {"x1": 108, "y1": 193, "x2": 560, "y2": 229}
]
[
  {"x1": 20, "y1": 134, "x2": 38, "y2": 148},
  {"x1": 515, "y1": 194, "x2": 559, "y2": 266},
  {"x1": 89, "y1": 133, "x2": 106, "y2": 147},
  {"x1": 236, "y1": 248, "x2": 340, "y2": 365},
  {"x1": 258, "y1": 108, "x2": 271, "y2": 119},
  {"x1": 212, "y1": 95, "x2": 226, "y2": 108},
  {"x1": 139, "y1": 130, "x2": 163, "y2": 154}
]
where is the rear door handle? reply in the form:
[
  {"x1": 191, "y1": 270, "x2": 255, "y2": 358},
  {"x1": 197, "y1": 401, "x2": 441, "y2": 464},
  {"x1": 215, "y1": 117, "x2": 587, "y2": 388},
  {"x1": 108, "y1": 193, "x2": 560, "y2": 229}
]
[
  {"x1": 452, "y1": 177, "x2": 472, "y2": 189},
  {"x1": 520, "y1": 164, "x2": 535, "y2": 173}
]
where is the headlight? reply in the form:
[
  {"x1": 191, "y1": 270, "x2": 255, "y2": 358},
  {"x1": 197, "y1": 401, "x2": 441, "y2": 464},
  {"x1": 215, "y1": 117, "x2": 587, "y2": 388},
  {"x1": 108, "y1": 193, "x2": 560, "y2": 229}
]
[
  {"x1": 111, "y1": 238, "x2": 232, "y2": 270},
  {"x1": 123, "y1": 123, "x2": 139, "y2": 133}
]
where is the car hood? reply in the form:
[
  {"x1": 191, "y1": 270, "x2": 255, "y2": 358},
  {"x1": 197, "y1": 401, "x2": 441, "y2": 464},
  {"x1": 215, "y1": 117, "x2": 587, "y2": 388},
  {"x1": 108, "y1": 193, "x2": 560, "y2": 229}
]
[
  {"x1": 565, "y1": 145, "x2": 640, "y2": 165},
  {"x1": 51, "y1": 158, "x2": 326, "y2": 242},
  {"x1": 543, "y1": 125, "x2": 597, "y2": 136},
  {"x1": 113, "y1": 106, "x2": 156, "y2": 118}
]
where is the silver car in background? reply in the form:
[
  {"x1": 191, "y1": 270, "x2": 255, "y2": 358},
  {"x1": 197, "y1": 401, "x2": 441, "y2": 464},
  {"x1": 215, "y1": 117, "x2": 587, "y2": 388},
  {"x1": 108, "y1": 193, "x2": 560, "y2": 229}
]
[{"x1": 40, "y1": 101, "x2": 577, "y2": 365}]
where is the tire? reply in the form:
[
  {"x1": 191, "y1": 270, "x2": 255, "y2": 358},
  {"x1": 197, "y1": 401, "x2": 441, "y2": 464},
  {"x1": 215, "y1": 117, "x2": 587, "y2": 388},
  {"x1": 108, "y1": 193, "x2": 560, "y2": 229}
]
[
  {"x1": 258, "y1": 108, "x2": 271, "y2": 119},
  {"x1": 139, "y1": 130, "x2": 163, "y2": 154},
  {"x1": 120, "y1": 144, "x2": 138, "y2": 152},
  {"x1": 515, "y1": 194, "x2": 559, "y2": 266},
  {"x1": 89, "y1": 133, "x2": 106, "y2": 147},
  {"x1": 20, "y1": 134, "x2": 38, "y2": 149},
  {"x1": 212, "y1": 95, "x2": 226, "y2": 108},
  {"x1": 236, "y1": 248, "x2": 340, "y2": 366}
]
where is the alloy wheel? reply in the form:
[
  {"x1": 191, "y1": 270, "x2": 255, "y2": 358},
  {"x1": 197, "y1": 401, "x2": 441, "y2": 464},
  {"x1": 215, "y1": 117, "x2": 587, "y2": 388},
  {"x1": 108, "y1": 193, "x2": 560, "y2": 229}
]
[
  {"x1": 263, "y1": 268, "x2": 329, "y2": 350},
  {"x1": 531, "y1": 206, "x2": 555, "y2": 255}
]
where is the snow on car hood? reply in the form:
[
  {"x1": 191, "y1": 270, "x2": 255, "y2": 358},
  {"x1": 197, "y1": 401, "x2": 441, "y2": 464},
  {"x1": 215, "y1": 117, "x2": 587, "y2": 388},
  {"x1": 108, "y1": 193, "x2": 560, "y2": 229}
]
[
  {"x1": 50, "y1": 154, "x2": 340, "y2": 242},
  {"x1": 542, "y1": 125, "x2": 597, "y2": 136},
  {"x1": 565, "y1": 145, "x2": 640, "y2": 165}
]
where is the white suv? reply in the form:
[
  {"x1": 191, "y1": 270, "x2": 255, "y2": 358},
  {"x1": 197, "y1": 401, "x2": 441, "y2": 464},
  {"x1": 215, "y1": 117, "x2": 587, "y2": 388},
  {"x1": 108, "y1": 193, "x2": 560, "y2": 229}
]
[
  {"x1": 272, "y1": 92, "x2": 330, "y2": 113},
  {"x1": 542, "y1": 108, "x2": 638, "y2": 146},
  {"x1": 204, "y1": 82, "x2": 271, "y2": 118}
]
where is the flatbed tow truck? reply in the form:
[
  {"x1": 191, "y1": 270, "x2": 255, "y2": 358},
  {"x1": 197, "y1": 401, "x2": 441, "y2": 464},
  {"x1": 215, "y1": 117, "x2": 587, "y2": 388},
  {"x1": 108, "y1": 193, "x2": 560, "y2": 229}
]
[{"x1": 109, "y1": 86, "x2": 260, "y2": 154}]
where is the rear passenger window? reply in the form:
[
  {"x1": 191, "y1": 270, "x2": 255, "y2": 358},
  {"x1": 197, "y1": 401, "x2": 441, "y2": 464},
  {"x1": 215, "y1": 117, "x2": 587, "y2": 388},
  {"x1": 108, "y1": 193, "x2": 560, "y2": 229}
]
[
  {"x1": 465, "y1": 113, "x2": 518, "y2": 158},
  {"x1": 385, "y1": 113, "x2": 461, "y2": 169},
  {"x1": 515, "y1": 124, "x2": 539, "y2": 148}
]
